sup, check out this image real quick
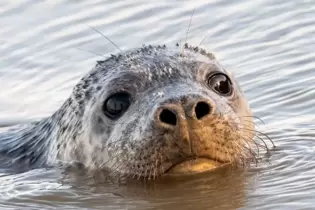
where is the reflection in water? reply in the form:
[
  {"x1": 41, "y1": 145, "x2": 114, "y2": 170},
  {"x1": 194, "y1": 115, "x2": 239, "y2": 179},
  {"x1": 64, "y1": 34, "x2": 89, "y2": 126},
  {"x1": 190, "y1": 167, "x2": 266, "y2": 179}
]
[
  {"x1": 62, "y1": 166, "x2": 247, "y2": 210},
  {"x1": 0, "y1": 0, "x2": 315, "y2": 209}
]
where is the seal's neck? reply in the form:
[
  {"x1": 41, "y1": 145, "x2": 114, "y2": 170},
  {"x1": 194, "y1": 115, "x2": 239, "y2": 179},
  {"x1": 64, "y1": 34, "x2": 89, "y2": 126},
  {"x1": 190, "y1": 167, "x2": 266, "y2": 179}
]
[
  {"x1": 0, "y1": 97, "x2": 84, "y2": 170},
  {"x1": 0, "y1": 88, "x2": 91, "y2": 171},
  {"x1": 0, "y1": 116, "x2": 59, "y2": 171}
]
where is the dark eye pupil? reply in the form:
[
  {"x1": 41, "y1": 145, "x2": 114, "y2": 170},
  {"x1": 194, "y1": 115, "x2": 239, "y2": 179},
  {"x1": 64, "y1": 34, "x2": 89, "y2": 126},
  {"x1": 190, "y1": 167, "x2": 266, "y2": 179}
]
[
  {"x1": 208, "y1": 74, "x2": 232, "y2": 95},
  {"x1": 104, "y1": 93, "x2": 131, "y2": 119}
]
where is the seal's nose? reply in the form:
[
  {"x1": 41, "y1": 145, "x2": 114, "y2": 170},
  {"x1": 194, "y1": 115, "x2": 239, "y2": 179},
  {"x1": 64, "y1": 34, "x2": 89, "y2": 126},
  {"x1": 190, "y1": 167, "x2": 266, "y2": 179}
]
[
  {"x1": 157, "y1": 100, "x2": 213, "y2": 127},
  {"x1": 156, "y1": 97, "x2": 214, "y2": 154}
]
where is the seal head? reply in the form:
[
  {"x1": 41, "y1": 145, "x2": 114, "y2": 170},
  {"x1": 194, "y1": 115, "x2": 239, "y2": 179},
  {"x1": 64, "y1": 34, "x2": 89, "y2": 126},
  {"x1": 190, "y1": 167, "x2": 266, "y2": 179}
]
[{"x1": 0, "y1": 44, "x2": 255, "y2": 178}]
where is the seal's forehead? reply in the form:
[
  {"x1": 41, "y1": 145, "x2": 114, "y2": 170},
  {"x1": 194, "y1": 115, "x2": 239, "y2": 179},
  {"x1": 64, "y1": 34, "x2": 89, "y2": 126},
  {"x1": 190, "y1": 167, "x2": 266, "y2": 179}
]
[
  {"x1": 92, "y1": 44, "x2": 227, "y2": 86},
  {"x1": 117, "y1": 45, "x2": 225, "y2": 77}
]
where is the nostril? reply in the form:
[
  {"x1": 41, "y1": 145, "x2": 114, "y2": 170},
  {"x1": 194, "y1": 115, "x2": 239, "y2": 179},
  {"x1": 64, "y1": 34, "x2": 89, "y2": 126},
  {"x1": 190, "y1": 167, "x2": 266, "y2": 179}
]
[
  {"x1": 195, "y1": 101, "x2": 211, "y2": 120},
  {"x1": 159, "y1": 109, "x2": 177, "y2": 126}
]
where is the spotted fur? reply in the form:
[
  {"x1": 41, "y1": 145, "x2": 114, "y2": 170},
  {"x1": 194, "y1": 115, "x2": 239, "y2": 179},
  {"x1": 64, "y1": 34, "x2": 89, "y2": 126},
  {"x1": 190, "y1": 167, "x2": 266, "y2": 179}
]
[{"x1": 0, "y1": 44, "x2": 260, "y2": 177}]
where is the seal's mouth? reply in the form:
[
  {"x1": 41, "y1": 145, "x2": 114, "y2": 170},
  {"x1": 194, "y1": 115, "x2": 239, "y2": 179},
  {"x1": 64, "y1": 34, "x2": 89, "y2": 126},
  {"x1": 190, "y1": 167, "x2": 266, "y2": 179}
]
[{"x1": 165, "y1": 157, "x2": 230, "y2": 175}]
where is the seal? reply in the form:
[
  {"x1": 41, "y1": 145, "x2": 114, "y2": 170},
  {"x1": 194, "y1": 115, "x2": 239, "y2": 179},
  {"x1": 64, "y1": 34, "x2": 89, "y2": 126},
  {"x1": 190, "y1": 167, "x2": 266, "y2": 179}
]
[{"x1": 0, "y1": 43, "x2": 263, "y2": 178}]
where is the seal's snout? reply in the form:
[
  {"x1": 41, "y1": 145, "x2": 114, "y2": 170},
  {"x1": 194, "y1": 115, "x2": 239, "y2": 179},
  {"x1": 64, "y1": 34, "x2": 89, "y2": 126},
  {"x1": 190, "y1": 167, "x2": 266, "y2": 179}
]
[{"x1": 157, "y1": 98, "x2": 214, "y2": 128}]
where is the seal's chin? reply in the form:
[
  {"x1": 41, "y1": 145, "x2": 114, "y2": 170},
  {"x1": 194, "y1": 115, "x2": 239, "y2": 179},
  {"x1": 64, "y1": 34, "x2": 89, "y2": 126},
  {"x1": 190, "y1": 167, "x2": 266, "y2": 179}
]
[{"x1": 166, "y1": 158, "x2": 228, "y2": 175}]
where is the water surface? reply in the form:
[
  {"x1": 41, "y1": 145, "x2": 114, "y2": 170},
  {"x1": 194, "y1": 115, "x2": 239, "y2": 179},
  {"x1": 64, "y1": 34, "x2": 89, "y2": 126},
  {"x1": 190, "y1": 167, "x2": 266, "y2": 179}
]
[{"x1": 0, "y1": 0, "x2": 315, "y2": 209}]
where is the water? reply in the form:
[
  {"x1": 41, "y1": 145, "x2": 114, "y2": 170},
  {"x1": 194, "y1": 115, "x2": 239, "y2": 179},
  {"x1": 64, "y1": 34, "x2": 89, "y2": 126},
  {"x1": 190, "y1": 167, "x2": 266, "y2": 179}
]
[{"x1": 0, "y1": 0, "x2": 315, "y2": 209}]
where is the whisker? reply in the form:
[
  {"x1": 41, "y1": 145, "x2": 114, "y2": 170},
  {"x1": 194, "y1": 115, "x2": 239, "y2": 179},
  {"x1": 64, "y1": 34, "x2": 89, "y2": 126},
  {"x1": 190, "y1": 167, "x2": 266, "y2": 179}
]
[
  {"x1": 217, "y1": 103, "x2": 272, "y2": 149},
  {"x1": 240, "y1": 133, "x2": 260, "y2": 156},
  {"x1": 230, "y1": 119, "x2": 258, "y2": 128},
  {"x1": 135, "y1": 150, "x2": 145, "y2": 180},
  {"x1": 86, "y1": 24, "x2": 123, "y2": 53},
  {"x1": 213, "y1": 131, "x2": 258, "y2": 165},
  {"x1": 237, "y1": 127, "x2": 270, "y2": 150},
  {"x1": 249, "y1": 137, "x2": 266, "y2": 152},
  {"x1": 136, "y1": 157, "x2": 146, "y2": 180},
  {"x1": 252, "y1": 135, "x2": 269, "y2": 150},
  {"x1": 132, "y1": 163, "x2": 138, "y2": 179},
  {"x1": 244, "y1": 127, "x2": 275, "y2": 149},
  {"x1": 159, "y1": 153, "x2": 164, "y2": 177},
  {"x1": 242, "y1": 139, "x2": 259, "y2": 165},
  {"x1": 148, "y1": 163, "x2": 153, "y2": 180},
  {"x1": 185, "y1": 7, "x2": 196, "y2": 45},
  {"x1": 224, "y1": 110, "x2": 274, "y2": 150},
  {"x1": 108, "y1": 155, "x2": 130, "y2": 178},
  {"x1": 198, "y1": 31, "x2": 211, "y2": 46},
  {"x1": 93, "y1": 153, "x2": 124, "y2": 182},
  {"x1": 144, "y1": 158, "x2": 150, "y2": 180},
  {"x1": 241, "y1": 115, "x2": 266, "y2": 125},
  {"x1": 75, "y1": 47, "x2": 107, "y2": 58},
  {"x1": 94, "y1": 147, "x2": 128, "y2": 179},
  {"x1": 234, "y1": 128, "x2": 269, "y2": 152},
  {"x1": 255, "y1": 129, "x2": 276, "y2": 148}
]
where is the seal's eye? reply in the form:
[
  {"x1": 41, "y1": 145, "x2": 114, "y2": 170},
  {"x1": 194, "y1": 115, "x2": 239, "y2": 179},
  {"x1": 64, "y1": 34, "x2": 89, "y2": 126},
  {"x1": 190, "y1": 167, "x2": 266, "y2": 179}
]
[
  {"x1": 207, "y1": 73, "x2": 233, "y2": 96},
  {"x1": 103, "y1": 92, "x2": 131, "y2": 119}
]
